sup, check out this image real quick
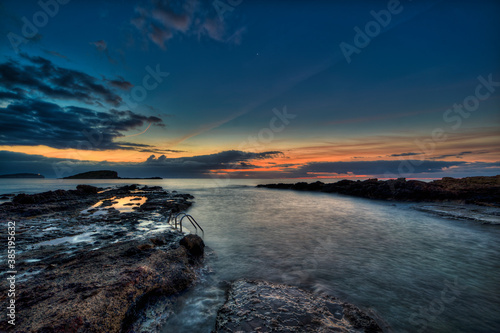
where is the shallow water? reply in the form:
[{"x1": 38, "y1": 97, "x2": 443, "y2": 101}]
[{"x1": 2, "y1": 179, "x2": 499, "y2": 332}]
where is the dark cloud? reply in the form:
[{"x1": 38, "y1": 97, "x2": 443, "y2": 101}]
[
  {"x1": 0, "y1": 151, "x2": 498, "y2": 179},
  {"x1": 0, "y1": 55, "x2": 166, "y2": 151},
  {"x1": 132, "y1": 0, "x2": 243, "y2": 50},
  {"x1": 0, "y1": 54, "x2": 122, "y2": 106},
  {"x1": 106, "y1": 77, "x2": 133, "y2": 90},
  {"x1": 389, "y1": 152, "x2": 423, "y2": 157},
  {"x1": 0, "y1": 90, "x2": 22, "y2": 100},
  {"x1": 281, "y1": 160, "x2": 469, "y2": 178},
  {"x1": 143, "y1": 150, "x2": 282, "y2": 172},
  {"x1": 138, "y1": 148, "x2": 186, "y2": 154},
  {"x1": 0, "y1": 150, "x2": 283, "y2": 178},
  {"x1": 0, "y1": 100, "x2": 164, "y2": 150},
  {"x1": 431, "y1": 151, "x2": 474, "y2": 159}
]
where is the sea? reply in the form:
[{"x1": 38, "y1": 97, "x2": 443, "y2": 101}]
[{"x1": 1, "y1": 178, "x2": 499, "y2": 333}]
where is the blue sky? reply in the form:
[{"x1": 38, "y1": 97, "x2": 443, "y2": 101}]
[{"x1": 0, "y1": 0, "x2": 499, "y2": 178}]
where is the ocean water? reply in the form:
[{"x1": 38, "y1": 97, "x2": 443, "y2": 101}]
[{"x1": 1, "y1": 179, "x2": 499, "y2": 333}]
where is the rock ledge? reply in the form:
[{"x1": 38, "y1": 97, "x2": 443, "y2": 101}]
[{"x1": 214, "y1": 280, "x2": 384, "y2": 333}]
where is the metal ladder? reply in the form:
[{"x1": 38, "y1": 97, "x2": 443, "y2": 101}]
[{"x1": 167, "y1": 211, "x2": 204, "y2": 234}]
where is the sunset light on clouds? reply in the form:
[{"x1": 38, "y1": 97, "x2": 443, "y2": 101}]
[{"x1": 0, "y1": 0, "x2": 499, "y2": 179}]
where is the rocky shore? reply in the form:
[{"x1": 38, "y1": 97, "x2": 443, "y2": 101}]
[
  {"x1": 0, "y1": 184, "x2": 204, "y2": 332},
  {"x1": 0, "y1": 184, "x2": 388, "y2": 332},
  {"x1": 257, "y1": 175, "x2": 500, "y2": 207},
  {"x1": 214, "y1": 280, "x2": 385, "y2": 332}
]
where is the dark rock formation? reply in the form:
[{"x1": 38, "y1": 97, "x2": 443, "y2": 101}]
[
  {"x1": 0, "y1": 234, "x2": 203, "y2": 333},
  {"x1": 62, "y1": 170, "x2": 163, "y2": 179},
  {"x1": 4, "y1": 185, "x2": 103, "y2": 218},
  {"x1": 0, "y1": 184, "x2": 201, "y2": 332},
  {"x1": 257, "y1": 175, "x2": 500, "y2": 206},
  {"x1": 76, "y1": 184, "x2": 100, "y2": 194},
  {"x1": 63, "y1": 170, "x2": 119, "y2": 179},
  {"x1": 214, "y1": 280, "x2": 384, "y2": 332},
  {"x1": 180, "y1": 234, "x2": 205, "y2": 258},
  {"x1": 0, "y1": 184, "x2": 194, "y2": 220}
]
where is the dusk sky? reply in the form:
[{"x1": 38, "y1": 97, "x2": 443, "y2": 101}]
[{"x1": 0, "y1": 0, "x2": 499, "y2": 179}]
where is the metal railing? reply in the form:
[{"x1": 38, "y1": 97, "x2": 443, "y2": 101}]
[{"x1": 167, "y1": 211, "x2": 204, "y2": 234}]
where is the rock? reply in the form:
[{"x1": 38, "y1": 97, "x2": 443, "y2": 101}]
[
  {"x1": 214, "y1": 280, "x2": 384, "y2": 333},
  {"x1": 76, "y1": 184, "x2": 100, "y2": 194},
  {"x1": 179, "y1": 234, "x2": 205, "y2": 258},
  {"x1": 63, "y1": 170, "x2": 119, "y2": 179},
  {"x1": 0, "y1": 184, "x2": 202, "y2": 332},
  {"x1": 0, "y1": 232, "x2": 199, "y2": 333},
  {"x1": 257, "y1": 175, "x2": 500, "y2": 206}
]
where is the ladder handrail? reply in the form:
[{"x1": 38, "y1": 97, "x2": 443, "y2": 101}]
[
  {"x1": 186, "y1": 215, "x2": 204, "y2": 233},
  {"x1": 169, "y1": 211, "x2": 204, "y2": 234}
]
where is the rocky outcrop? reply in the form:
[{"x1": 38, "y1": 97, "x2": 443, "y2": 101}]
[
  {"x1": 63, "y1": 170, "x2": 119, "y2": 179},
  {"x1": 257, "y1": 175, "x2": 500, "y2": 206},
  {"x1": 0, "y1": 184, "x2": 193, "y2": 220},
  {"x1": 180, "y1": 234, "x2": 206, "y2": 259},
  {"x1": 214, "y1": 280, "x2": 384, "y2": 332},
  {"x1": 0, "y1": 234, "x2": 204, "y2": 333},
  {"x1": 0, "y1": 184, "x2": 202, "y2": 332}
]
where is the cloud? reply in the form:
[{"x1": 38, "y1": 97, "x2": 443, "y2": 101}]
[
  {"x1": 105, "y1": 77, "x2": 133, "y2": 90},
  {"x1": 43, "y1": 49, "x2": 69, "y2": 61},
  {"x1": 431, "y1": 151, "x2": 475, "y2": 159},
  {"x1": 131, "y1": 0, "x2": 243, "y2": 50},
  {"x1": 0, "y1": 54, "x2": 168, "y2": 151},
  {"x1": 91, "y1": 40, "x2": 108, "y2": 51},
  {"x1": 145, "y1": 150, "x2": 282, "y2": 166},
  {"x1": 90, "y1": 40, "x2": 116, "y2": 64},
  {"x1": 0, "y1": 150, "x2": 283, "y2": 178},
  {"x1": 0, "y1": 54, "x2": 122, "y2": 106},
  {"x1": 0, "y1": 100, "x2": 164, "y2": 150},
  {"x1": 389, "y1": 152, "x2": 423, "y2": 157},
  {"x1": 0, "y1": 150, "x2": 498, "y2": 179},
  {"x1": 282, "y1": 160, "x2": 470, "y2": 178}
]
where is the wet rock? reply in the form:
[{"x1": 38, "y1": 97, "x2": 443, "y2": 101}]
[
  {"x1": 180, "y1": 234, "x2": 205, "y2": 258},
  {"x1": 258, "y1": 175, "x2": 500, "y2": 206},
  {"x1": 101, "y1": 199, "x2": 114, "y2": 207},
  {"x1": 214, "y1": 280, "x2": 384, "y2": 333},
  {"x1": 0, "y1": 232, "x2": 199, "y2": 333},
  {"x1": 120, "y1": 184, "x2": 138, "y2": 191},
  {"x1": 76, "y1": 184, "x2": 100, "y2": 194},
  {"x1": 0, "y1": 184, "x2": 203, "y2": 332}
]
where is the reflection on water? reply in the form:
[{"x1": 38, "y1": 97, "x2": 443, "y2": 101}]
[{"x1": 80, "y1": 196, "x2": 147, "y2": 216}]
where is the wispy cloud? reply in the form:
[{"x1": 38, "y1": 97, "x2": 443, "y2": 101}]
[{"x1": 131, "y1": 0, "x2": 243, "y2": 50}]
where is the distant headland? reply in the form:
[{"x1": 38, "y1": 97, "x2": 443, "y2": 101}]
[
  {"x1": 0, "y1": 173, "x2": 45, "y2": 178},
  {"x1": 62, "y1": 170, "x2": 162, "y2": 180}
]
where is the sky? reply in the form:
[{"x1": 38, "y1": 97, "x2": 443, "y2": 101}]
[{"x1": 0, "y1": 0, "x2": 499, "y2": 179}]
